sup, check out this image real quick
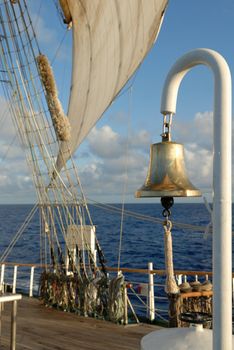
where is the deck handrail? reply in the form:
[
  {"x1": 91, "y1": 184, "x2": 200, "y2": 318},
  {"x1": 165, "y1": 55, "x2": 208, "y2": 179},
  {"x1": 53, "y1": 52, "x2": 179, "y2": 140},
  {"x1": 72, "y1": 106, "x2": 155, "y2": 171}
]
[
  {"x1": 0, "y1": 261, "x2": 233, "y2": 324},
  {"x1": 0, "y1": 261, "x2": 217, "y2": 276}
]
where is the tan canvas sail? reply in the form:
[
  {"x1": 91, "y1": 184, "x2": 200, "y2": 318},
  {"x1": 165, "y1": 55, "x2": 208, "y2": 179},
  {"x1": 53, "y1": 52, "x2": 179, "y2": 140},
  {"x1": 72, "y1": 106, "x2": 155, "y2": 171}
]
[{"x1": 57, "y1": 0, "x2": 168, "y2": 170}]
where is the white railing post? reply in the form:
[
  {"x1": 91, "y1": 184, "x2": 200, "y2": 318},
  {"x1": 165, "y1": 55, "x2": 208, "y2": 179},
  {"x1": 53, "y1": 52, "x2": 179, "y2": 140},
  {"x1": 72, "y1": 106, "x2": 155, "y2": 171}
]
[
  {"x1": 123, "y1": 284, "x2": 128, "y2": 325},
  {"x1": 12, "y1": 266, "x2": 18, "y2": 294},
  {"x1": 176, "y1": 274, "x2": 183, "y2": 285},
  {"x1": 29, "y1": 266, "x2": 35, "y2": 297},
  {"x1": 148, "y1": 262, "x2": 155, "y2": 321},
  {"x1": 0, "y1": 264, "x2": 5, "y2": 292}
]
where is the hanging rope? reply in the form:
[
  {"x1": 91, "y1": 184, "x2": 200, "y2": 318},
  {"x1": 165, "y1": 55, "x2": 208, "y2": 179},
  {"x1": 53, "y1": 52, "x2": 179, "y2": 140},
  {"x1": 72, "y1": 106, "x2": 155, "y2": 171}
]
[{"x1": 163, "y1": 219, "x2": 180, "y2": 294}]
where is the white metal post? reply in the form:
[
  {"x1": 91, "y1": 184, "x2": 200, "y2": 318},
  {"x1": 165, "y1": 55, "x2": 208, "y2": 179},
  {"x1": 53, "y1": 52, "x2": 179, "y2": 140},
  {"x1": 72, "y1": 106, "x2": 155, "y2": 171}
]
[
  {"x1": 0, "y1": 294, "x2": 22, "y2": 350},
  {"x1": 176, "y1": 274, "x2": 182, "y2": 286},
  {"x1": 0, "y1": 264, "x2": 5, "y2": 292},
  {"x1": 123, "y1": 284, "x2": 128, "y2": 325},
  {"x1": 29, "y1": 266, "x2": 35, "y2": 297},
  {"x1": 148, "y1": 262, "x2": 155, "y2": 321},
  {"x1": 161, "y1": 48, "x2": 232, "y2": 350},
  {"x1": 12, "y1": 266, "x2": 18, "y2": 294},
  {"x1": 11, "y1": 300, "x2": 17, "y2": 350}
]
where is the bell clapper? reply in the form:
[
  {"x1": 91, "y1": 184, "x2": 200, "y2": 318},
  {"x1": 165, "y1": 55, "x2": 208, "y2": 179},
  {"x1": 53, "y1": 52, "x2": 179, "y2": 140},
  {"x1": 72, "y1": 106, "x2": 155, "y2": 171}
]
[
  {"x1": 161, "y1": 196, "x2": 174, "y2": 233},
  {"x1": 161, "y1": 196, "x2": 174, "y2": 221}
]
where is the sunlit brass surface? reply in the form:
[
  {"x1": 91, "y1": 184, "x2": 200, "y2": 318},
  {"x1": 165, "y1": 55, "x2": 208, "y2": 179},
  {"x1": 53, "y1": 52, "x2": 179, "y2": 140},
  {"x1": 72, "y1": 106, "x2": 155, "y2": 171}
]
[{"x1": 135, "y1": 141, "x2": 202, "y2": 198}]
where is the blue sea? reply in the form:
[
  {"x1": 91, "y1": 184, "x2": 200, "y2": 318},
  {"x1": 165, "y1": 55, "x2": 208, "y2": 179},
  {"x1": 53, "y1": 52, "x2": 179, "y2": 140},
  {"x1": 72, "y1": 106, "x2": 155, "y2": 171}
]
[
  {"x1": 0, "y1": 203, "x2": 215, "y2": 272},
  {"x1": 0, "y1": 203, "x2": 232, "y2": 319}
]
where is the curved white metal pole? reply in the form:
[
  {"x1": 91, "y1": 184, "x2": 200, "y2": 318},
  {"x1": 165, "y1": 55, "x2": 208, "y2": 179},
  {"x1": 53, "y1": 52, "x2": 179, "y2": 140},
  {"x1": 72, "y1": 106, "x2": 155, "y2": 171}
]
[{"x1": 161, "y1": 48, "x2": 232, "y2": 350}]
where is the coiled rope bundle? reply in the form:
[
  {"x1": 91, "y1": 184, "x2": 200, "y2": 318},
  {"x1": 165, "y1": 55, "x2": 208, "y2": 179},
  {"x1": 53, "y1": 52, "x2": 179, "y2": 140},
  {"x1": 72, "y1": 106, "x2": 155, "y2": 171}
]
[{"x1": 37, "y1": 54, "x2": 71, "y2": 142}]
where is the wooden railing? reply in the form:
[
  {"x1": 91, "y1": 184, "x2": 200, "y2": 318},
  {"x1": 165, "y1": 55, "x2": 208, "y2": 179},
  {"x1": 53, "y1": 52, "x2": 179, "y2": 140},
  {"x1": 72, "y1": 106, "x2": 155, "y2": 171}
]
[{"x1": 0, "y1": 261, "x2": 232, "y2": 323}]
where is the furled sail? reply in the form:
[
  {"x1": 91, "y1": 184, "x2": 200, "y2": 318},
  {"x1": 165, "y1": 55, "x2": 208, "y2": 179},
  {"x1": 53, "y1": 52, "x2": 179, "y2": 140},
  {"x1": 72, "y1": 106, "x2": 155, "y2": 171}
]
[{"x1": 57, "y1": 0, "x2": 168, "y2": 170}]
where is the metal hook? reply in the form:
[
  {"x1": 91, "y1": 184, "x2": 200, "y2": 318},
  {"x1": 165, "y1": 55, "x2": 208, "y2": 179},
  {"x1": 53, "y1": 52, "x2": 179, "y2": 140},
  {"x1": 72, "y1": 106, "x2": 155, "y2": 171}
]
[{"x1": 163, "y1": 219, "x2": 172, "y2": 232}]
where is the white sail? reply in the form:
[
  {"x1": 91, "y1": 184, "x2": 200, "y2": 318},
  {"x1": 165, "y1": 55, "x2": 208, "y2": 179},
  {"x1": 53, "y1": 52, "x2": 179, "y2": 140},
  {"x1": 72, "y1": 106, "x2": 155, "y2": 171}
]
[{"x1": 57, "y1": 0, "x2": 168, "y2": 170}]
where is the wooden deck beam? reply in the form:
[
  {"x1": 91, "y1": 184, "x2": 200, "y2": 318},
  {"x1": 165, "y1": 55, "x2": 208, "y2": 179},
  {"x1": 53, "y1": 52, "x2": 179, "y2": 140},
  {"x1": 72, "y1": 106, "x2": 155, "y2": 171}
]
[{"x1": 0, "y1": 297, "x2": 161, "y2": 350}]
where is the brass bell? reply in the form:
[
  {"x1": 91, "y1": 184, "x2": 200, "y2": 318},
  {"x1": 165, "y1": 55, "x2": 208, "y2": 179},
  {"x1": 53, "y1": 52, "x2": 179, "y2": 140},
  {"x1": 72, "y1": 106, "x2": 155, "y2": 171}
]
[{"x1": 135, "y1": 141, "x2": 201, "y2": 198}]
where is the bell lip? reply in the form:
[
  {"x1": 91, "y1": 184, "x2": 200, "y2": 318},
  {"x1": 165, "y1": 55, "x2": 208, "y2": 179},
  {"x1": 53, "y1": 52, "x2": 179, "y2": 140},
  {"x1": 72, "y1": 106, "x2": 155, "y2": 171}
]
[{"x1": 135, "y1": 189, "x2": 202, "y2": 198}]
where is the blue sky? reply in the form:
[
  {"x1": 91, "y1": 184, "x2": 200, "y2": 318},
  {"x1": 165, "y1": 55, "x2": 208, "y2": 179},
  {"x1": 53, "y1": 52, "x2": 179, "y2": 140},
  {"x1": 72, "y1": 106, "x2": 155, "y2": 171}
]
[{"x1": 0, "y1": 0, "x2": 233, "y2": 204}]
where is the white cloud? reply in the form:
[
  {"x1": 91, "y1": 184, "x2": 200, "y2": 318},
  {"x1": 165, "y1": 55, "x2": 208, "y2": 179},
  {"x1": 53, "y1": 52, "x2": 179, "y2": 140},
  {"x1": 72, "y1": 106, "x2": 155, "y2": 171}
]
[
  {"x1": 78, "y1": 125, "x2": 152, "y2": 199},
  {"x1": 0, "y1": 97, "x2": 35, "y2": 203},
  {"x1": 88, "y1": 126, "x2": 123, "y2": 159},
  {"x1": 131, "y1": 129, "x2": 152, "y2": 151},
  {"x1": 185, "y1": 143, "x2": 213, "y2": 188},
  {"x1": 0, "y1": 174, "x2": 10, "y2": 187},
  {"x1": 0, "y1": 105, "x2": 231, "y2": 203},
  {"x1": 173, "y1": 110, "x2": 234, "y2": 194},
  {"x1": 78, "y1": 111, "x2": 231, "y2": 201},
  {"x1": 172, "y1": 112, "x2": 214, "y2": 191},
  {"x1": 174, "y1": 111, "x2": 213, "y2": 150},
  {"x1": 88, "y1": 126, "x2": 151, "y2": 160}
]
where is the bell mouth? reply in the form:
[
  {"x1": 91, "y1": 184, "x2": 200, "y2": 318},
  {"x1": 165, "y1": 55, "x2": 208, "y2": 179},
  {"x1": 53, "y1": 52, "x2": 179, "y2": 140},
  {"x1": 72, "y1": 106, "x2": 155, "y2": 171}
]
[{"x1": 135, "y1": 187, "x2": 202, "y2": 198}]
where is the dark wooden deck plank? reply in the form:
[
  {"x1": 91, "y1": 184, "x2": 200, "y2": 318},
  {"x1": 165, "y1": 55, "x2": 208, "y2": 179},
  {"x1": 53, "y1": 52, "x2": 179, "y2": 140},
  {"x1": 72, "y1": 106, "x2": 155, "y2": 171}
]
[{"x1": 0, "y1": 297, "x2": 161, "y2": 350}]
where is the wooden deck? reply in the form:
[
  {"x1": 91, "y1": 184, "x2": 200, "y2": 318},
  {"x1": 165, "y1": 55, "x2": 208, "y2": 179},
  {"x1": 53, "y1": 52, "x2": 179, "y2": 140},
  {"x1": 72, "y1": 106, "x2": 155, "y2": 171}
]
[{"x1": 0, "y1": 297, "x2": 162, "y2": 350}]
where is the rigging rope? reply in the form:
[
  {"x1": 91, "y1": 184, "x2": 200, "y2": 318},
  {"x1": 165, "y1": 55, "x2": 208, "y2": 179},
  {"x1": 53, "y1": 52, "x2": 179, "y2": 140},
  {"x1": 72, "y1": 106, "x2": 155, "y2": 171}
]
[
  {"x1": 203, "y1": 195, "x2": 213, "y2": 239},
  {"x1": 0, "y1": 0, "x2": 102, "y2": 279},
  {"x1": 0, "y1": 134, "x2": 17, "y2": 163},
  {"x1": 79, "y1": 198, "x2": 211, "y2": 233},
  {"x1": 51, "y1": 29, "x2": 69, "y2": 64},
  {"x1": 0, "y1": 104, "x2": 10, "y2": 130},
  {"x1": 16, "y1": 59, "x2": 73, "y2": 198},
  {"x1": 117, "y1": 87, "x2": 132, "y2": 271},
  {"x1": 34, "y1": 0, "x2": 43, "y2": 34},
  {"x1": 0, "y1": 204, "x2": 38, "y2": 262}
]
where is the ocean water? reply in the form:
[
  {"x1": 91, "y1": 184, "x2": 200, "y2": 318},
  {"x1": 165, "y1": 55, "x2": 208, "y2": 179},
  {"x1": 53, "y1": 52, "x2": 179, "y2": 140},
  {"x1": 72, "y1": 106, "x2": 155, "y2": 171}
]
[
  {"x1": 0, "y1": 203, "x2": 216, "y2": 272},
  {"x1": 0, "y1": 204, "x2": 233, "y2": 286},
  {"x1": 0, "y1": 202, "x2": 232, "y2": 318},
  {"x1": 89, "y1": 203, "x2": 214, "y2": 273}
]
